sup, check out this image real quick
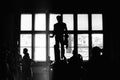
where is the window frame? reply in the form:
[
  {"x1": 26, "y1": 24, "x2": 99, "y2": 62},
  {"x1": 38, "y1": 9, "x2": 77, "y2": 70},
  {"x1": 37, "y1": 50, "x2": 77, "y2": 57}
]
[{"x1": 19, "y1": 13, "x2": 103, "y2": 62}]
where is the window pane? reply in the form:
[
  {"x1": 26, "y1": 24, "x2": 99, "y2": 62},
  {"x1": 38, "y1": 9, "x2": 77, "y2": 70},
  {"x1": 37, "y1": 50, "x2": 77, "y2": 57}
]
[
  {"x1": 21, "y1": 14, "x2": 32, "y2": 31},
  {"x1": 63, "y1": 14, "x2": 74, "y2": 30},
  {"x1": 35, "y1": 14, "x2": 46, "y2": 31},
  {"x1": 92, "y1": 34, "x2": 103, "y2": 49},
  {"x1": 77, "y1": 14, "x2": 88, "y2": 30},
  {"x1": 34, "y1": 48, "x2": 46, "y2": 61},
  {"x1": 78, "y1": 34, "x2": 89, "y2": 60},
  {"x1": 49, "y1": 35, "x2": 55, "y2": 60},
  {"x1": 65, "y1": 34, "x2": 74, "y2": 58},
  {"x1": 20, "y1": 34, "x2": 32, "y2": 58},
  {"x1": 49, "y1": 48, "x2": 55, "y2": 61},
  {"x1": 34, "y1": 34, "x2": 46, "y2": 61},
  {"x1": 92, "y1": 14, "x2": 103, "y2": 30},
  {"x1": 35, "y1": 34, "x2": 46, "y2": 47},
  {"x1": 49, "y1": 34, "x2": 74, "y2": 60},
  {"x1": 20, "y1": 34, "x2": 32, "y2": 46},
  {"x1": 78, "y1": 48, "x2": 88, "y2": 60},
  {"x1": 78, "y1": 34, "x2": 88, "y2": 46},
  {"x1": 49, "y1": 14, "x2": 60, "y2": 30},
  {"x1": 49, "y1": 34, "x2": 55, "y2": 48}
]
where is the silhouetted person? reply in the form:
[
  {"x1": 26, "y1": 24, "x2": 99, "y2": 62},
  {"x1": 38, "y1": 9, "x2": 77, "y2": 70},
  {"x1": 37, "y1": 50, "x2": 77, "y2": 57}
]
[
  {"x1": 16, "y1": 50, "x2": 22, "y2": 80},
  {"x1": 50, "y1": 15, "x2": 68, "y2": 60},
  {"x1": 52, "y1": 58, "x2": 68, "y2": 80},
  {"x1": 22, "y1": 48, "x2": 31, "y2": 80},
  {"x1": 88, "y1": 46, "x2": 104, "y2": 80},
  {"x1": 67, "y1": 50, "x2": 83, "y2": 80}
]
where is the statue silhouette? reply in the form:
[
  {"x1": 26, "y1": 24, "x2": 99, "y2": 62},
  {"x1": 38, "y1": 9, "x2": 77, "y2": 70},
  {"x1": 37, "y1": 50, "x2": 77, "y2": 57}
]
[{"x1": 50, "y1": 15, "x2": 68, "y2": 60}]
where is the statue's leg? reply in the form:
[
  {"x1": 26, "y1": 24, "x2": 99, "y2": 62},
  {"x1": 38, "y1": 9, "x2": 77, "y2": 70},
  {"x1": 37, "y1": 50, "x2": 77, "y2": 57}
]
[
  {"x1": 54, "y1": 44, "x2": 60, "y2": 62},
  {"x1": 54, "y1": 37, "x2": 61, "y2": 62},
  {"x1": 61, "y1": 42, "x2": 65, "y2": 60}
]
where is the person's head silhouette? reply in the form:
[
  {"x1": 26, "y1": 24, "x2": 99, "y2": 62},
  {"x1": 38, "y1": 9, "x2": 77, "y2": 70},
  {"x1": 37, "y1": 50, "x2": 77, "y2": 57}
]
[
  {"x1": 56, "y1": 15, "x2": 62, "y2": 22},
  {"x1": 92, "y1": 46, "x2": 102, "y2": 58},
  {"x1": 23, "y1": 48, "x2": 28, "y2": 55}
]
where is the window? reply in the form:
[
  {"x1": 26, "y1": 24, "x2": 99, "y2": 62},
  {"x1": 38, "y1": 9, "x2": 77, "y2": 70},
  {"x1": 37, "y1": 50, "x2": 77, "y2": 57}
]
[
  {"x1": 20, "y1": 34, "x2": 32, "y2": 58},
  {"x1": 21, "y1": 14, "x2": 32, "y2": 31},
  {"x1": 77, "y1": 14, "x2": 88, "y2": 30},
  {"x1": 92, "y1": 14, "x2": 103, "y2": 30},
  {"x1": 77, "y1": 14, "x2": 103, "y2": 60},
  {"x1": 34, "y1": 34, "x2": 46, "y2": 61},
  {"x1": 20, "y1": 13, "x2": 103, "y2": 61},
  {"x1": 92, "y1": 34, "x2": 103, "y2": 49},
  {"x1": 34, "y1": 14, "x2": 46, "y2": 31},
  {"x1": 91, "y1": 14, "x2": 103, "y2": 49},
  {"x1": 20, "y1": 13, "x2": 47, "y2": 61},
  {"x1": 78, "y1": 34, "x2": 89, "y2": 60}
]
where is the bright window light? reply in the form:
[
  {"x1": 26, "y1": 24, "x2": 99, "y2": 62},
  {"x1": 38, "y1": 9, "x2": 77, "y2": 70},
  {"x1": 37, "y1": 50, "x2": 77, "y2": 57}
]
[
  {"x1": 20, "y1": 34, "x2": 32, "y2": 46},
  {"x1": 35, "y1": 14, "x2": 46, "y2": 31},
  {"x1": 20, "y1": 34, "x2": 32, "y2": 58},
  {"x1": 34, "y1": 48, "x2": 46, "y2": 61},
  {"x1": 78, "y1": 48, "x2": 89, "y2": 60},
  {"x1": 35, "y1": 34, "x2": 46, "y2": 47},
  {"x1": 78, "y1": 34, "x2": 89, "y2": 60},
  {"x1": 77, "y1": 14, "x2": 88, "y2": 30},
  {"x1": 65, "y1": 34, "x2": 74, "y2": 58},
  {"x1": 78, "y1": 34, "x2": 88, "y2": 47},
  {"x1": 92, "y1": 14, "x2": 103, "y2": 30},
  {"x1": 21, "y1": 14, "x2": 32, "y2": 31},
  {"x1": 20, "y1": 13, "x2": 103, "y2": 62},
  {"x1": 49, "y1": 35, "x2": 55, "y2": 60},
  {"x1": 92, "y1": 34, "x2": 103, "y2": 49},
  {"x1": 34, "y1": 34, "x2": 46, "y2": 61},
  {"x1": 63, "y1": 14, "x2": 74, "y2": 30},
  {"x1": 49, "y1": 48, "x2": 55, "y2": 61}
]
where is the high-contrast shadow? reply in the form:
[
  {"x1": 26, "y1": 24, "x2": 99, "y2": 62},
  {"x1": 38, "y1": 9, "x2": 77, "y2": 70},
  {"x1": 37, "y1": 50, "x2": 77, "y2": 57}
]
[
  {"x1": 87, "y1": 46, "x2": 105, "y2": 80},
  {"x1": 22, "y1": 48, "x2": 32, "y2": 80},
  {"x1": 67, "y1": 50, "x2": 84, "y2": 80},
  {"x1": 50, "y1": 49, "x2": 85, "y2": 80},
  {"x1": 50, "y1": 15, "x2": 68, "y2": 61}
]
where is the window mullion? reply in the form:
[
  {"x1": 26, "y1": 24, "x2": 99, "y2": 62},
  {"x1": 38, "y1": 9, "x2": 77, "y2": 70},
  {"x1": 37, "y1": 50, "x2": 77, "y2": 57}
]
[
  {"x1": 88, "y1": 13, "x2": 92, "y2": 59},
  {"x1": 74, "y1": 13, "x2": 78, "y2": 54},
  {"x1": 46, "y1": 13, "x2": 49, "y2": 62},
  {"x1": 32, "y1": 13, "x2": 35, "y2": 60}
]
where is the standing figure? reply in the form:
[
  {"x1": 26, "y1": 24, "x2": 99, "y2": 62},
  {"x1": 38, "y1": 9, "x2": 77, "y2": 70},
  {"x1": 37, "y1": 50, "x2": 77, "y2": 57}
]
[
  {"x1": 50, "y1": 15, "x2": 68, "y2": 60},
  {"x1": 22, "y1": 48, "x2": 31, "y2": 80}
]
